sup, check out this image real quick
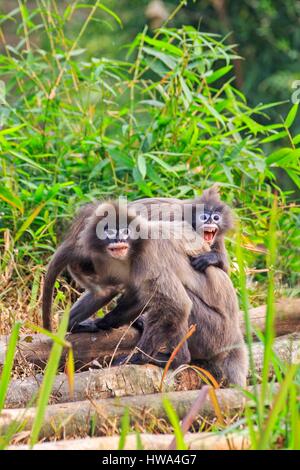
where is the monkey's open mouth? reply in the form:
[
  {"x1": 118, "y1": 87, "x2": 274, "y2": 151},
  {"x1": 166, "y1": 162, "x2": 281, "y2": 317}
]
[
  {"x1": 107, "y1": 242, "x2": 129, "y2": 259},
  {"x1": 203, "y1": 224, "x2": 218, "y2": 245}
]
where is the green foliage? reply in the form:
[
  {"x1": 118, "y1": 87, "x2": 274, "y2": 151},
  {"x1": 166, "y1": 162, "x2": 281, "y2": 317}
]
[{"x1": 0, "y1": 1, "x2": 298, "y2": 292}]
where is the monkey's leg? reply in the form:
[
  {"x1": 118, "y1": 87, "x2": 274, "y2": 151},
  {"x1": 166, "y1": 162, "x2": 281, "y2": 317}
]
[
  {"x1": 118, "y1": 281, "x2": 192, "y2": 368},
  {"x1": 221, "y1": 342, "x2": 248, "y2": 387},
  {"x1": 187, "y1": 288, "x2": 248, "y2": 386},
  {"x1": 68, "y1": 289, "x2": 118, "y2": 332}
]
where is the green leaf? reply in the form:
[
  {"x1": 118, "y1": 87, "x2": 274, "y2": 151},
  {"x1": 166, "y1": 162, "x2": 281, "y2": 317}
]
[
  {"x1": 145, "y1": 153, "x2": 178, "y2": 175},
  {"x1": 284, "y1": 104, "x2": 299, "y2": 128},
  {"x1": 0, "y1": 186, "x2": 24, "y2": 213},
  {"x1": 9, "y1": 150, "x2": 50, "y2": 173},
  {"x1": 292, "y1": 134, "x2": 300, "y2": 146},
  {"x1": 261, "y1": 131, "x2": 287, "y2": 144},
  {"x1": 266, "y1": 148, "x2": 292, "y2": 165},
  {"x1": 143, "y1": 47, "x2": 177, "y2": 70},
  {"x1": 206, "y1": 65, "x2": 233, "y2": 84},
  {"x1": 143, "y1": 36, "x2": 183, "y2": 57},
  {"x1": 14, "y1": 202, "x2": 46, "y2": 242},
  {"x1": 137, "y1": 154, "x2": 147, "y2": 179},
  {"x1": 0, "y1": 124, "x2": 26, "y2": 135},
  {"x1": 286, "y1": 169, "x2": 300, "y2": 189}
]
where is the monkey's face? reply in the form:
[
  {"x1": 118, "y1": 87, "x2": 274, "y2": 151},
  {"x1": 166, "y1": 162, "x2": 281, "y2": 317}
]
[
  {"x1": 103, "y1": 226, "x2": 131, "y2": 260},
  {"x1": 199, "y1": 210, "x2": 221, "y2": 245}
]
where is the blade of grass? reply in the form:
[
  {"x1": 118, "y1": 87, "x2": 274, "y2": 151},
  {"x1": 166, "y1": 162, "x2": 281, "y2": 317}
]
[
  {"x1": 118, "y1": 408, "x2": 130, "y2": 450},
  {"x1": 163, "y1": 397, "x2": 188, "y2": 450},
  {"x1": 64, "y1": 347, "x2": 75, "y2": 399},
  {"x1": 135, "y1": 431, "x2": 144, "y2": 450},
  {"x1": 168, "y1": 385, "x2": 209, "y2": 450},
  {"x1": 260, "y1": 197, "x2": 278, "y2": 413},
  {"x1": 0, "y1": 321, "x2": 21, "y2": 411},
  {"x1": 236, "y1": 222, "x2": 261, "y2": 428},
  {"x1": 289, "y1": 383, "x2": 300, "y2": 450},
  {"x1": 25, "y1": 321, "x2": 71, "y2": 348},
  {"x1": 257, "y1": 363, "x2": 299, "y2": 449}
]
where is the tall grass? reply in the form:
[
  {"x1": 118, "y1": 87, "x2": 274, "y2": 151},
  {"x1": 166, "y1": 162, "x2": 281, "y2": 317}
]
[{"x1": 236, "y1": 199, "x2": 300, "y2": 450}]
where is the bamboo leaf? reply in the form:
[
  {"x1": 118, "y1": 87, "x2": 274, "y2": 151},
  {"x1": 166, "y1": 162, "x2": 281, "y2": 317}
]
[
  {"x1": 0, "y1": 186, "x2": 24, "y2": 213},
  {"x1": 14, "y1": 202, "x2": 46, "y2": 242},
  {"x1": 284, "y1": 104, "x2": 298, "y2": 128}
]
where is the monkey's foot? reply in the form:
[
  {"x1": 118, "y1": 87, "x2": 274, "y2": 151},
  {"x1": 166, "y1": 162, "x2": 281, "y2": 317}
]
[
  {"x1": 113, "y1": 352, "x2": 170, "y2": 367},
  {"x1": 68, "y1": 319, "x2": 106, "y2": 333}
]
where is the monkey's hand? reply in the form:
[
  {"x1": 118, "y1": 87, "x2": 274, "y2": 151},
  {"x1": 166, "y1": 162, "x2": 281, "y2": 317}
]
[{"x1": 191, "y1": 252, "x2": 224, "y2": 272}]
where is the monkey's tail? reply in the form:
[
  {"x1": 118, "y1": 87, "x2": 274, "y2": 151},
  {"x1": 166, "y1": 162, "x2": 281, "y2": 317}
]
[{"x1": 42, "y1": 243, "x2": 70, "y2": 331}]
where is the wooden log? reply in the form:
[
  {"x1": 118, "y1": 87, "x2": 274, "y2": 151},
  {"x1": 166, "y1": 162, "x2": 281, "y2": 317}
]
[
  {"x1": 4, "y1": 333, "x2": 300, "y2": 408},
  {"x1": 9, "y1": 432, "x2": 250, "y2": 450},
  {"x1": 0, "y1": 326, "x2": 140, "y2": 370},
  {"x1": 0, "y1": 384, "x2": 278, "y2": 440},
  {"x1": 0, "y1": 299, "x2": 299, "y2": 371},
  {"x1": 4, "y1": 364, "x2": 176, "y2": 408},
  {"x1": 240, "y1": 298, "x2": 300, "y2": 337}
]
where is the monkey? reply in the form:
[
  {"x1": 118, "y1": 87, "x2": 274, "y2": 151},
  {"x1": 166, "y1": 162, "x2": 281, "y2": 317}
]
[
  {"x1": 129, "y1": 185, "x2": 234, "y2": 273},
  {"x1": 42, "y1": 199, "x2": 248, "y2": 385}
]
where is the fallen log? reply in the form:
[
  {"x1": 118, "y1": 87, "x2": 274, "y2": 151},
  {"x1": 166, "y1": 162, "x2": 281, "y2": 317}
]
[
  {"x1": 4, "y1": 333, "x2": 300, "y2": 408},
  {"x1": 0, "y1": 326, "x2": 140, "y2": 370},
  {"x1": 4, "y1": 364, "x2": 176, "y2": 408},
  {"x1": 0, "y1": 298, "x2": 299, "y2": 371},
  {"x1": 240, "y1": 298, "x2": 300, "y2": 337},
  {"x1": 0, "y1": 384, "x2": 278, "y2": 440},
  {"x1": 9, "y1": 432, "x2": 250, "y2": 450}
]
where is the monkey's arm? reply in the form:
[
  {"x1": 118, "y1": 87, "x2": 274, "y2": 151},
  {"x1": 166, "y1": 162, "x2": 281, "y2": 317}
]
[{"x1": 68, "y1": 289, "x2": 119, "y2": 332}]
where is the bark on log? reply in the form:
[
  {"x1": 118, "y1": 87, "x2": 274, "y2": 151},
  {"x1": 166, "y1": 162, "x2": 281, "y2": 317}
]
[
  {"x1": 9, "y1": 432, "x2": 250, "y2": 450},
  {"x1": 0, "y1": 384, "x2": 278, "y2": 440},
  {"x1": 4, "y1": 333, "x2": 300, "y2": 408},
  {"x1": 0, "y1": 298, "x2": 299, "y2": 371}
]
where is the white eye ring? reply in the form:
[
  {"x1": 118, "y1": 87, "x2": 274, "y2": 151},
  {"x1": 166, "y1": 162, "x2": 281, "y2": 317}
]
[
  {"x1": 212, "y1": 213, "x2": 221, "y2": 223},
  {"x1": 199, "y1": 213, "x2": 209, "y2": 222},
  {"x1": 119, "y1": 227, "x2": 131, "y2": 239},
  {"x1": 106, "y1": 228, "x2": 118, "y2": 239}
]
